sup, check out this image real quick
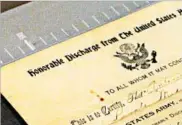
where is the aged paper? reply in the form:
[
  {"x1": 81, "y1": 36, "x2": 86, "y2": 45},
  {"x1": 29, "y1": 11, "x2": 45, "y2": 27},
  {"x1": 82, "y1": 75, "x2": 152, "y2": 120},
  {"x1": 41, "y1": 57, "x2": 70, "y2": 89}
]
[
  {"x1": 1, "y1": 1, "x2": 182, "y2": 125},
  {"x1": 111, "y1": 91, "x2": 182, "y2": 125}
]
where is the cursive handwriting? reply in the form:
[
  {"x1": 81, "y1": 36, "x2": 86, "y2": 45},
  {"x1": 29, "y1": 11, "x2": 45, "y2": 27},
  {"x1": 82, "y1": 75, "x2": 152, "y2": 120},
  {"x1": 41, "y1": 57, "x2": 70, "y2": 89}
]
[{"x1": 111, "y1": 73, "x2": 182, "y2": 124}]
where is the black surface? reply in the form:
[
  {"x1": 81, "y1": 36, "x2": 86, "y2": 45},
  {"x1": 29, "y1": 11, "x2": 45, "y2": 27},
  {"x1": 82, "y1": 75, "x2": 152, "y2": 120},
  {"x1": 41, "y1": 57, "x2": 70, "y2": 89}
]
[
  {"x1": 1, "y1": 95, "x2": 27, "y2": 125},
  {"x1": 1, "y1": 1, "x2": 30, "y2": 13}
]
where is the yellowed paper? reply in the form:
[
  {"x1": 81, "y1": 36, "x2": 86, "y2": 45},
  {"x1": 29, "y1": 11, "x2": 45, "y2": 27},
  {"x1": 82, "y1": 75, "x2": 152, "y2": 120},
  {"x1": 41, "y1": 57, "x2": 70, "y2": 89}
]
[
  {"x1": 1, "y1": 1, "x2": 182, "y2": 125},
  {"x1": 111, "y1": 91, "x2": 182, "y2": 125}
]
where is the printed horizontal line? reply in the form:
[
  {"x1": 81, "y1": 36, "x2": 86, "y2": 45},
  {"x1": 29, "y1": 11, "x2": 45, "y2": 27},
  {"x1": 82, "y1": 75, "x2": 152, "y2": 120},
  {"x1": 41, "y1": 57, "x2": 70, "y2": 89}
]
[
  {"x1": 110, "y1": 6, "x2": 120, "y2": 16},
  {"x1": 24, "y1": 40, "x2": 36, "y2": 51},
  {"x1": 72, "y1": 24, "x2": 80, "y2": 32},
  {"x1": 102, "y1": 12, "x2": 110, "y2": 20},
  {"x1": 4, "y1": 48, "x2": 14, "y2": 59},
  {"x1": 61, "y1": 28, "x2": 70, "y2": 36},
  {"x1": 39, "y1": 37, "x2": 48, "y2": 45},
  {"x1": 133, "y1": 1, "x2": 139, "y2": 7},
  {"x1": 81, "y1": 20, "x2": 90, "y2": 28},
  {"x1": 122, "y1": 4, "x2": 130, "y2": 12},
  {"x1": 50, "y1": 32, "x2": 58, "y2": 41},
  {"x1": 17, "y1": 46, "x2": 26, "y2": 55},
  {"x1": 92, "y1": 15, "x2": 100, "y2": 24}
]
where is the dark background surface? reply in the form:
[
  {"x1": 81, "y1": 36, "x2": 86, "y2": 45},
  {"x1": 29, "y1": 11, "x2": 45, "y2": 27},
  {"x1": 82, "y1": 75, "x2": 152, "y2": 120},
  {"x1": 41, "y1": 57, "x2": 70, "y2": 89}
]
[
  {"x1": 1, "y1": 1, "x2": 30, "y2": 12},
  {"x1": 1, "y1": 2, "x2": 30, "y2": 125},
  {"x1": 1, "y1": 95, "x2": 27, "y2": 125}
]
